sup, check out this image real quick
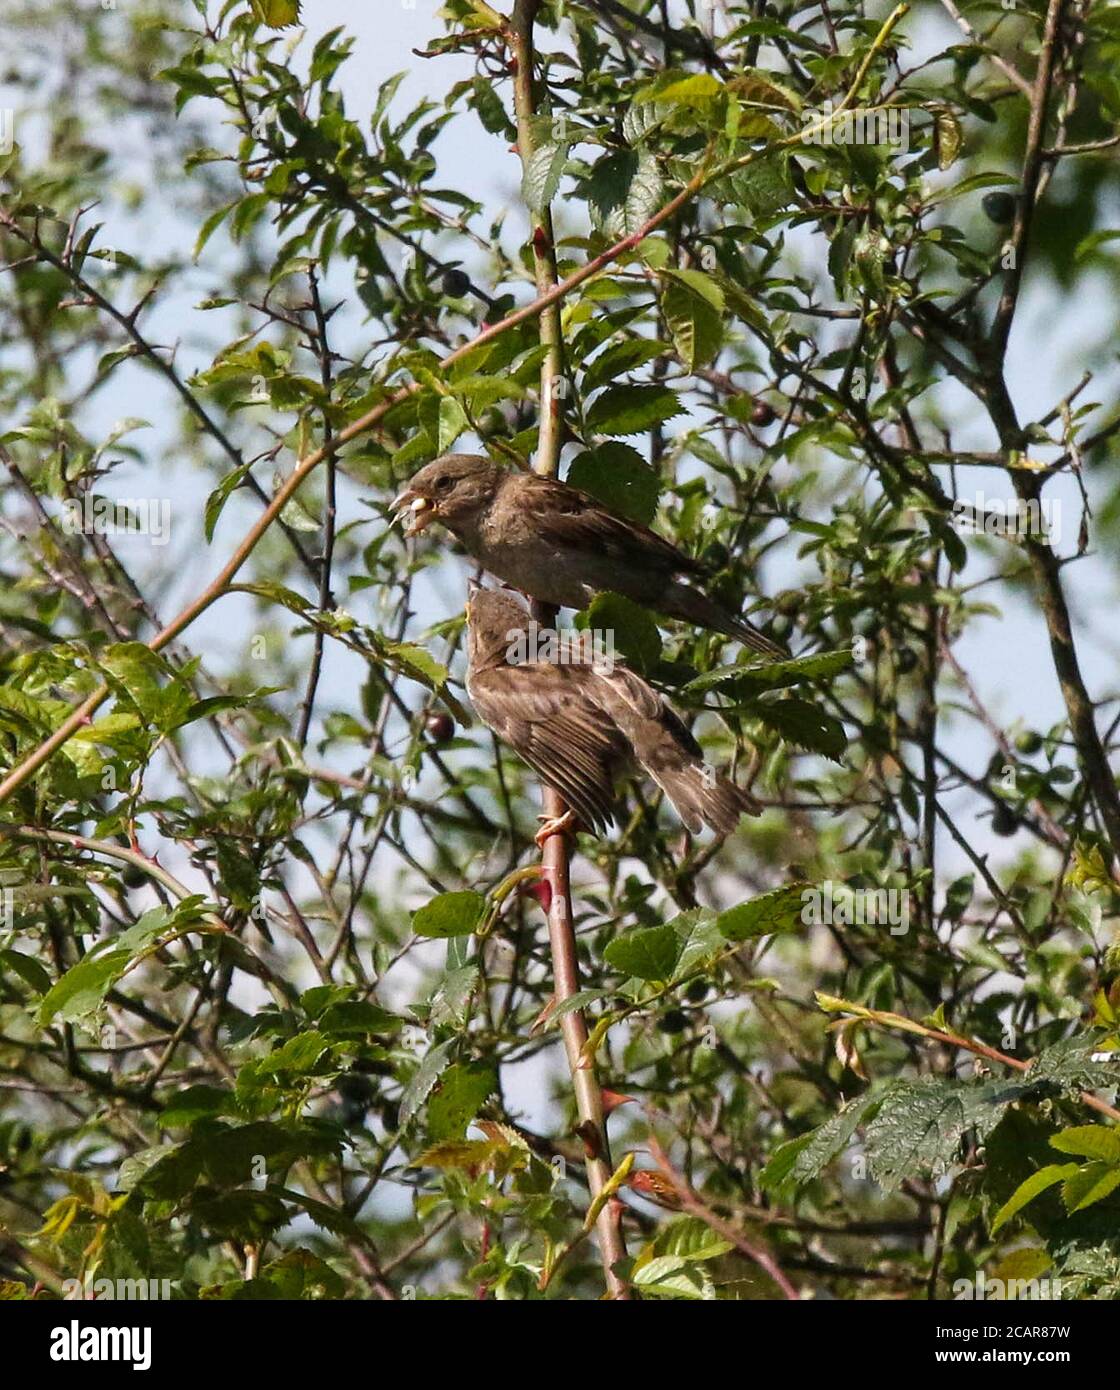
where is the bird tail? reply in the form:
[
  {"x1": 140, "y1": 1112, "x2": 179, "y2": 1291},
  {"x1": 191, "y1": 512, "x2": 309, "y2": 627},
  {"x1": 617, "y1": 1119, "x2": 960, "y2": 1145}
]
[
  {"x1": 662, "y1": 581, "x2": 787, "y2": 659},
  {"x1": 634, "y1": 728, "x2": 762, "y2": 836}
]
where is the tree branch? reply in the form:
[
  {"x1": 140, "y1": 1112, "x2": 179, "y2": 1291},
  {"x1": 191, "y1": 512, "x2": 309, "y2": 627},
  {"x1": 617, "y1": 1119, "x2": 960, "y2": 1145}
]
[{"x1": 509, "y1": 0, "x2": 630, "y2": 1299}]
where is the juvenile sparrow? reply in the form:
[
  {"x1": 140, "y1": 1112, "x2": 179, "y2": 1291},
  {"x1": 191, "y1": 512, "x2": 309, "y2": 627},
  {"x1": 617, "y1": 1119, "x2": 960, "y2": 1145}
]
[
  {"x1": 393, "y1": 453, "x2": 784, "y2": 657},
  {"x1": 464, "y1": 584, "x2": 761, "y2": 843}
]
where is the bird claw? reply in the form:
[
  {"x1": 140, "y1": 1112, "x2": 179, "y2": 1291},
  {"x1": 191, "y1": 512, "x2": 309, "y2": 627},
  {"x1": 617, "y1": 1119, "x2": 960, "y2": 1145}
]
[{"x1": 534, "y1": 810, "x2": 577, "y2": 848}]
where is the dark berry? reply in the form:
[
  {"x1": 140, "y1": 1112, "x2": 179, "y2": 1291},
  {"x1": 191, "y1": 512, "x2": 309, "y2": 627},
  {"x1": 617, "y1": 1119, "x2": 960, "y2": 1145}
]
[
  {"x1": 657, "y1": 1010, "x2": 689, "y2": 1034},
  {"x1": 991, "y1": 804, "x2": 1018, "y2": 837},
  {"x1": 982, "y1": 191, "x2": 1017, "y2": 225},
  {"x1": 441, "y1": 268, "x2": 471, "y2": 297},
  {"x1": 750, "y1": 399, "x2": 777, "y2": 427},
  {"x1": 425, "y1": 712, "x2": 455, "y2": 742}
]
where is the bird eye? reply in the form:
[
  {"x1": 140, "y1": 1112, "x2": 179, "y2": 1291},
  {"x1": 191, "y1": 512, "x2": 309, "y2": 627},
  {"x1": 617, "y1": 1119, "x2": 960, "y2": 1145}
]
[{"x1": 434, "y1": 474, "x2": 454, "y2": 493}]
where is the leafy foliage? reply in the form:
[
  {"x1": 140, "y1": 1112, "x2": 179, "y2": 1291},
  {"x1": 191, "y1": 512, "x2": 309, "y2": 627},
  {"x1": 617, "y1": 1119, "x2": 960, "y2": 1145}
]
[{"x1": 0, "y1": 0, "x2": 1118, "y2": 1303}]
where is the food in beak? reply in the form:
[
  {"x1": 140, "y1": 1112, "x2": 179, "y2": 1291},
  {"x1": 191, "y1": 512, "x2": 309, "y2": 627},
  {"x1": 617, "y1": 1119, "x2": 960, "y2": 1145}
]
[{"x1": 390, "y1": 490, "x2": 435, "y2": 536}]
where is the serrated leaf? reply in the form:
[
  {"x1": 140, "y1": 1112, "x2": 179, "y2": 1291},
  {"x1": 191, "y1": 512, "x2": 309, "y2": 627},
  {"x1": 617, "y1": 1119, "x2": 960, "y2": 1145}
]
[
  {"x1": 583, "y1": 591, "x2": 661, "y2": 673},
  {"x1": 1062, "y1": 1161, "x2": 1120, "y2": 1213},
  {"x1": 866, "y1": 1076, "x2": 1038, "y2": 1192},
  {"x1": 684, "y1": 648, "x2": 853, "y2": 698},
  {"x1": 661, "y1": 276, "x2": 723, "y2": 371},
  {"x1": 398, "y1": 1039, "x2": 456, "y2": 1130},
  {"x1": 632, "y1": 1255, "x2": 712, "y2": 1299},
  {"x1": 427, "y1": 1062, "x2": 496, "y2": 1141},
  {"x1": 990, "y1": 1163, "x2": 1079, "y2": 1234},
  {"x1": 585, "y1": 384, "x2": 684, "y2": 437},
  {"x1": 38, "y1": 945, "x2": 134, "y2": 1024},
  {"x1": 717, "y1": 882, "x2": 812, "y2": 941},
  {"x1": 1032, "y1": 1035, "x2": 1118, "y2": 1095},
  {"x1": 670, "y1": 908, "x2": 723, "y2": 977},
  {"x1": 587, "y1": 148, "x2": 663, "y2": 235},
  {"x1": 604, "y1": 923, "x2": 681, "y2": 981},
  {"x1": 566, "y1": 443, "x2": 661, "y2": 525},
  {"x1": 761, "y1": 1094, "x2": 878, "y2": 1191},
  {"x1": 413, "y1": 1139, "x2": 504, "y2": 1171},
  {"x1": 522, "y1": 139, "x2": 568, "y2": 212},
  {"x1": 752, "y1": 697, "x2": 847, "y2": 759},
  {"x1": 1049, "y1": 1125, "x2": 1120, "y2": 1163},
  {"x1": 412, "y1": 891, "x2": 486, "y2": 938}
]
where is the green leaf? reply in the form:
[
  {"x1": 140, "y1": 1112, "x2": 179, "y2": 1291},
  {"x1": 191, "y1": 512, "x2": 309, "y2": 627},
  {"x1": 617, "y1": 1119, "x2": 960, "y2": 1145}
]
[
  {"x1": 1032, "y1": 1034, "x2": 1119, "y2": 1095},
  {"x1": 258, "y1": 1031, "x2": 333, "y2": 1078},
  {"x1": 566, "y1": 444, "x2": 661, "y2": 525},
  {"x1": 586, "y1": 149, "x2": 663, "y2": 235},
  {"x1": 0, "y1": 948, "x2": 52, "y2": 995},
  {"x1": 637, "y1": 73, "x2": 725, "y2": 106},
  {"x1": 670, "y1": 908, "x2": 723, "y2": 977},
  {"x1": 1062, "y1": 1162, "x2": 1120, "y2": 1213},
  {"x1": 604, "y1": 924, "x2": 681, "y2": 981},
  {"x1": 684, "y1": 649, "x2": 854, "y2": 698},
  {"x1": 427, "y1": 1062, "x2": 496, "y2": 1141},
  {"x1": 632, "y1": 1255, "x2": 712, "y2": 1300},
  {"x1": 99, "y1": 643, "x2": 192, "y2": 734},
  {"x1": 586, "y1": 384, "x2": 684, "y2": 437},
  {"x1": 205, "y1": 462, "x2": 255, "y2": 540},
  {"x1": 398, "y1": 1039, "x2": 456, "y2": 1129},
  {"x1": 717, "y1": 883, "x2": 812, "y2": 941},
  {"x1": 38, "y1": 946, "x2": 133, "y2": 1024},
  {"x1": 655, "y1": 1217, "x2": 733, "y2": 1262},
  {"x1": 412, "y1": 891, "x2": 486, "y2": 938},
  {"x1": 761, "y1": 1094, "x2": 877, "y2": 1191},
  {"x1": 249, "y1": 0, "x2": 301, "y2": 29},
  {"x1": 583, "y1": 591, "x2": 662, "y2": 673},
  {"x1": 160, "y1": 1086, "x2": 235, "y2": 1130},
  {"x1": 710, "y1": 152, "x2": 793, "y2": 217},
  {"x1": 587, "y1": 150, "x2": 640, "y2": 225},
  {"x1": 934, "y1": 108, "x2": 963, "y2": 170},
  {"x1": 419, "y1": 393, "x2": 469, "y2": 454},
  {"x1": 522, "y1": 139, "x2": 568, "y2": 212},
  {"x1": 581, "y1": 338, "x2": 669, "y2": 395},
  {"x1": 991, "y1": 1163, "x2": 1081, "y2": 1233},
  {"x1": 1050, "y1": 1125, "x2": 1120, "y2": 1163},
  {"x1": 866, "y1": 1076, "x2": 1038, "y2": 1192},
  {"x1": 751, "y1": 697, "x2": 848, "y2": 760},
  {"x1": 660, "y1": 272, "x2": 723, "y2": 371},
  {"x1": 317, "y1": 1000, "x2": 401, "y2": 1037}
]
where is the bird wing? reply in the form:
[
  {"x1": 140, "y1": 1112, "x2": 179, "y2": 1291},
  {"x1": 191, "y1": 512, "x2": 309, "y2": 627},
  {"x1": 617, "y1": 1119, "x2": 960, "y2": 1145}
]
[
  {"x1": 522, "y1": 475, "x2": 706, "y2": 579},
  {"x1": 587, "y1": 666, "x2": 704, "y2": 760},
  {"x1": 467, "y1": 665, "x2": 625, "y2": 833}
]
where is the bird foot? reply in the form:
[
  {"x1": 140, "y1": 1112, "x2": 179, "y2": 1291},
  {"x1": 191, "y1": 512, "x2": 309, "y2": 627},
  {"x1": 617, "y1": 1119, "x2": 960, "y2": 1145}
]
[{"x1": 534, "y1": 810, "x2": 578, "y2": 848}]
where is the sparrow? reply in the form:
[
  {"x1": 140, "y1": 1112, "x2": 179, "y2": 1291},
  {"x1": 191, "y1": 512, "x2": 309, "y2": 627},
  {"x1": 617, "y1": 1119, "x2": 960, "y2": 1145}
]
[
  {"x1": 392, "y1": 453, "x2": 784, "y2": 658},
  {"x1": 464, "y1": 584, "x2": 761, "y2": 844}
]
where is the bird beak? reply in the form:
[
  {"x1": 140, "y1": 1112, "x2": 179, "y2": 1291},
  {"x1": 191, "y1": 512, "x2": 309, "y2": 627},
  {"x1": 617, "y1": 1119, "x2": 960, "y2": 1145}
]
[{"x1": 389, "y1": 487, "x2": 435, "y2": 536}]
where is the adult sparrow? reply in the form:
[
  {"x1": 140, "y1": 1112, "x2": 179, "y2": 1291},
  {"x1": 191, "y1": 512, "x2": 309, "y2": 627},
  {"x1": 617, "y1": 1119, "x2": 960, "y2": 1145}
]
[
  {"x1": 465, "y1": 584, "x2": 761, "y2": 843},
  {"x1": 393, "y1": 453, "x2": 784, "y2": 658}
]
